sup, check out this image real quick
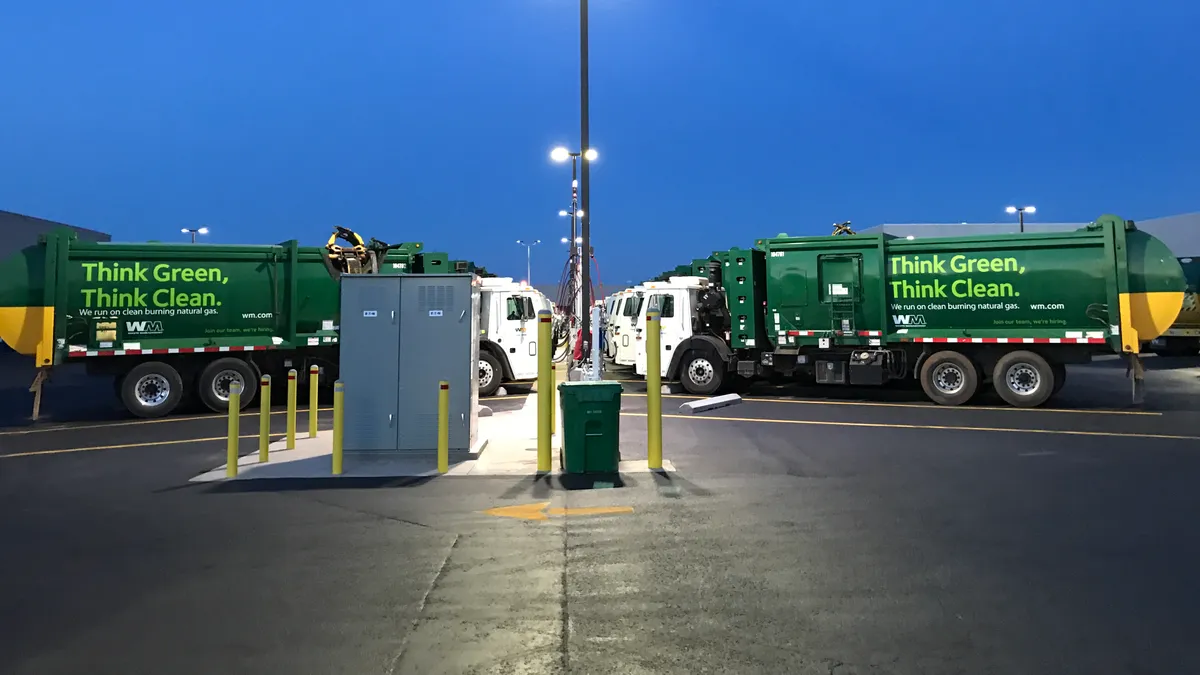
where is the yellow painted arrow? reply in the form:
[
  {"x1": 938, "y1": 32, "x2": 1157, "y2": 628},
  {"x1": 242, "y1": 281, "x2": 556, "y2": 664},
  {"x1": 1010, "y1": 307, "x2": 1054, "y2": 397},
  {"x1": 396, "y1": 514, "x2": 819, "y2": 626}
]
[{"x1": 483, "y1": 501, "x2": 634, "y2": 521}]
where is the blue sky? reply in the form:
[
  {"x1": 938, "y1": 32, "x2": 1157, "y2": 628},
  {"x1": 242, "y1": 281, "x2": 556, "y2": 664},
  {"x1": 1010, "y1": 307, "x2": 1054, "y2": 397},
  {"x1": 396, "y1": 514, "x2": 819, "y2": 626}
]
[{"x1": 2, "y1": 0, "x2": 1197, "y2": 286}]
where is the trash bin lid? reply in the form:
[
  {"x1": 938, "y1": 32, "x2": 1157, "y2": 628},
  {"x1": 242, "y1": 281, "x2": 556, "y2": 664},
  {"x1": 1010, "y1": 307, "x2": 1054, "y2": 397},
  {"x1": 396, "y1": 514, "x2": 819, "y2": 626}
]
[{"x1": 557, "y1": 380, "x2": 623, "y2": 402}]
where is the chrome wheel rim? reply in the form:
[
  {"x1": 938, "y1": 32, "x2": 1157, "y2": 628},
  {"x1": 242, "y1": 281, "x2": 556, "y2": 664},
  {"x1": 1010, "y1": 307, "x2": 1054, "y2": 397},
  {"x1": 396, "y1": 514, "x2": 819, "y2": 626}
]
[
  {"x1": 135, "y1": 373, "x2": 171, "y2": 407},
  {"x1": 931, "y1": 362, "x2": 966, "y2": 396},
  {"x1": 687, "y1": 358, "x2": 714, "y2": 386},
  {"x1": 1006, "y1": 363, "x2": 1041, "y2": 396},
  {"x1": 210, "y1": 369, "x2": 245, "y2": 403}
]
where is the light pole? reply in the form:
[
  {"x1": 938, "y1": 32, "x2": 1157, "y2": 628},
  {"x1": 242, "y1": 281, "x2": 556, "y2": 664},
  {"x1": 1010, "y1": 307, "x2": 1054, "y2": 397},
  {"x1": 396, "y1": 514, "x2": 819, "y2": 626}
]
[
  {"x1": 1005, "y1": 205, "x2": 1036, "y2": 233},
  {"x1": 551, "y1": 146, "x2": 597, "y2": 338},
  {"x1": 579, "y1": 0, "x2": 593, "y2": 355},
  {"x1": 181, "y1": 226, "x2": 209, "y2": 243},
  {"x1": 517, "y1": 239, "x2": 540, "y2": 285}
]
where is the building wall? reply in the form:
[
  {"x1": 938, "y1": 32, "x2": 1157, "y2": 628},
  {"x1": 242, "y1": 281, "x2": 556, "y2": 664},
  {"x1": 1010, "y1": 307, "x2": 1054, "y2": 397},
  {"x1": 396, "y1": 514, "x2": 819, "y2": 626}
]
[
  {"x1": 0, "y1": 210, "x2": 111, "y2": 262},
  {"x1": 860, "y1": 213, "x2": 1199, "y2": 257}
]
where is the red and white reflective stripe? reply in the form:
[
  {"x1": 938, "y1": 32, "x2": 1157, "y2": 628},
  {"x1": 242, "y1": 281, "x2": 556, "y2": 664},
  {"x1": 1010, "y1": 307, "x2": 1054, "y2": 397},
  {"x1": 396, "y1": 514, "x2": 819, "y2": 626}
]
[
  {"x1": 67, "y1": 345, "x2": 274, "y2": 357},
  {"x1": 902, "y1": 337, "x2": 1106, "y2": 344},
  {"x1": 857, "y1": 330, "x2": 882, "y2": 336}
]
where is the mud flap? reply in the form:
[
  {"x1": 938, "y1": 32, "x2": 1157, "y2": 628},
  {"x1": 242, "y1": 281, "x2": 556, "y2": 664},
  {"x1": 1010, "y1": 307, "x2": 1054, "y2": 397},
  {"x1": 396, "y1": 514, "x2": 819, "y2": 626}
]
[
  {"x1": 29, "y1": 367, "x2": 49, "y2": 421},
  {"x1": 1125, "y1": 352, "x2": 1145, "y2": 406}
]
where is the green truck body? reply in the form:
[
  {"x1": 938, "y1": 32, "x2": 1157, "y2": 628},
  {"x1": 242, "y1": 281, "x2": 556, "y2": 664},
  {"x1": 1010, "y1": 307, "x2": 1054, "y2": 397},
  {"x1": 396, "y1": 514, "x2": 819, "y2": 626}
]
[
  {"x1": 0, "y1": 229, "x2": 456, "y2": 418},
  {"x1": 664, "y1": 215, "x2": 1187, "y2": 407}
]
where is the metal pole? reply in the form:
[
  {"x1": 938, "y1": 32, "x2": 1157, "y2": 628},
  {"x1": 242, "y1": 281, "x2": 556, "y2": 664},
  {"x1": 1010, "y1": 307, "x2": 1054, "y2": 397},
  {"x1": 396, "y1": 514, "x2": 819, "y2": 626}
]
[
  {"x1": 258, "y1": 375, "x2": 271, "y2": 463},
  {"x1": 646, "y1": 311, "x2": 662, "y2": 470},
  {"x1": 437, "y1": 381, "x2": 450, "y2": 474},
  {"x1": 536, "y1": 309, "x2": 553, "y2": 472},
  {"x1": 571, "y1": 156, "x2": 580, "y2": 327},
  {"x1": 332, "y1": 381, "x2": 344, "y2": 475},
  {"x1": 579, "y1": 0, "x2": 592, "y2": 355},
  {"x1": 1019, "y1": 210, "x2": 1025, "y2": 233},
  {"x1": 570, "y1": 157, "x2": 578, "y2": 251},
  {"x1": 190, "y1": 231, "x2": 196, "y2": 244},
  {"x1": 591, "y1": 302, "x2": 602, "y2": 381},
  {"x1": 226, "y1": 382, "x2": 242, "y2": 478},
  {"x1": 286, "y1": 369, "x2": 297, "y2": 449},
  {"x1": 308, "y1": 364, "x2": 320, "y2": 438},
  {"x1": 526, "y1": 244, "x2": 532, "y2": 285}
]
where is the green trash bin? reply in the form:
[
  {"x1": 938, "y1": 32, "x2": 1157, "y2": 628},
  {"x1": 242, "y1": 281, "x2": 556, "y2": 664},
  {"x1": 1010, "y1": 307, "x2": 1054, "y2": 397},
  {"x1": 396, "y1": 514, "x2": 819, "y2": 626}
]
[{"x1": 557, "y1": 380, "x2": 622, "y2": 474}]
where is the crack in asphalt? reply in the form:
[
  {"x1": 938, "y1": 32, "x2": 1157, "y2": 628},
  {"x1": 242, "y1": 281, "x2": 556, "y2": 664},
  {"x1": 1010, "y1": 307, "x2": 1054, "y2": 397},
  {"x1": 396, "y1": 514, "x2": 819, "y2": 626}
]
[{"x1": 386, "y1": 534, "x2": 460, "y2": 675}]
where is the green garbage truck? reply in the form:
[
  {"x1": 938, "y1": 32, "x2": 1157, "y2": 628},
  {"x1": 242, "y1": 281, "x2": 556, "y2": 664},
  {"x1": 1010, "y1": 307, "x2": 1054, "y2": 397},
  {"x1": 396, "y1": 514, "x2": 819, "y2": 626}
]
[
  {"x1": 0, "y1": 227, "x2": 466, "y2": 419},
  {"x1": 636, "y1": 215, "x2": 1187, "y2": 407}
]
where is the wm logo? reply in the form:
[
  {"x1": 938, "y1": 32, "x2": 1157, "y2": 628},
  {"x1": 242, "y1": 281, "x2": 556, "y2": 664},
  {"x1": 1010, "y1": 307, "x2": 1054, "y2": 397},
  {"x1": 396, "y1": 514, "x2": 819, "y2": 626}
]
[
  {"x1": 127, "y1": 320, "x2": 164, "y2": 334},
  {"x1": 892, "y1": 314, "x2": 927, "y2": 327}
]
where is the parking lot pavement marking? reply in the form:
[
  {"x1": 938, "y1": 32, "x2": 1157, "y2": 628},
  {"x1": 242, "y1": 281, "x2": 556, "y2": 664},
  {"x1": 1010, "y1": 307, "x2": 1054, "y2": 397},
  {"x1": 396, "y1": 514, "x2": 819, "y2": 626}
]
[
  {"x1": 0, "y1": 432, "x2": 280, "y2": 459},
  {"x1": 0, "y1": 408, "x2": 336, "y2": 437},
  {"x1": 0, "y1": 395, "x2": 531, "y2": 437},
  {"x1": 483, "y1": 502, "x2": 635, "y2": 521},
  {"x1": 619, "y1": 412, "x2": 1200, "y2": 442},
  {"x1": 617, "y1": 391, "x2": 1160, "y2": 416}
]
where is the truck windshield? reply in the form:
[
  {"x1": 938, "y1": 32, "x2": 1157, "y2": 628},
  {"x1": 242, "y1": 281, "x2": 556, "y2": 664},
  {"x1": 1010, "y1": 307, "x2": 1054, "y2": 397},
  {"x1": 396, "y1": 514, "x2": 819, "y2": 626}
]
[
  {"x1": 647, "y1": 293, "x2": 675, "y2": 318},
  {"x1": 624, "y1": 294, "x2": 644, "y2": 321}
]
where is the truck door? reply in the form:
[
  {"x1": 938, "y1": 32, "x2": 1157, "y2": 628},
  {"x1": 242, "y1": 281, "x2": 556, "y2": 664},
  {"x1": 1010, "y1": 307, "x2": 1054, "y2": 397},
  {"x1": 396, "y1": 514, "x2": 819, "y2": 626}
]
[
  {"x1": 619, "y1": 293, "x2": 645, "y2": 365},
  {"x1": 635, "y1": 291, "x2": 687, "y2": 376},
  {"x1": 497, "y1": 293, "x2": 536, "y2": 379},
  {"x1": 818, "y1": 254, "x2": 862, "y2": 337},
  {"x1": 479, "y1": 289, "x2": 494, "y2": 340}
]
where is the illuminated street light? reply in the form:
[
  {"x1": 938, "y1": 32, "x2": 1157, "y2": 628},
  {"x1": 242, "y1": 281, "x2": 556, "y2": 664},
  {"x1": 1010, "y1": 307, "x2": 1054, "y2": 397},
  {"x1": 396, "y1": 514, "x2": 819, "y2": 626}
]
[
  {"x1": 181, "y1": 226, "x2": 209, "y2": 243},
  {"x1": 1005, "y1": 205, "x2": 1037, "y2": 233},
  {"x1": 517, "y1": 239, "x2": 541, "y2": 286}
]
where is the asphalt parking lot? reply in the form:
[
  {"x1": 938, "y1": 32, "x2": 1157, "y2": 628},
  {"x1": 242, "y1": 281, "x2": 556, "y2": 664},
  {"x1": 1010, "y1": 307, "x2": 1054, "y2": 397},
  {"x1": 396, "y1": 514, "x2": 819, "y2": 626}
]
[{"x1": 3, "y1": 355, "x2": 1200, "y2": 674}]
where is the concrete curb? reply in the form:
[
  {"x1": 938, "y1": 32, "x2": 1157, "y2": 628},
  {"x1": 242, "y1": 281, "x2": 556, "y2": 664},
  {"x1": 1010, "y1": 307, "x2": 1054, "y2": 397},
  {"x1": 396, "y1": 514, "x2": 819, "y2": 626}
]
[{"x1": 678, "y1": 393, "x2": 743, "y2": 415}]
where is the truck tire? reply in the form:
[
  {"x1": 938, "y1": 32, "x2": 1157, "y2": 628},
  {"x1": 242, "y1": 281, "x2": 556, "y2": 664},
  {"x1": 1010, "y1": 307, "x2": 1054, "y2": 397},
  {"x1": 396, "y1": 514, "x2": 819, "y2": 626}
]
[
  {"x1": 992, "y1": 350, "x2": 1054, "y2": 408},
  {"x1": 478, "y1": 351, "x2": 503, "y2": 397},
  {"x1": 197, "y1": 358, "x2": 258, "y2": 413},
  {"x1": 918, "y1": 350, "x2": 979, "y2": 406},
  {"x1": 120, "y1": 362, "x2": 184, "y2": 418},
  {"x1": 679, "y1": 349, "x2": 725, "y2": 396}
]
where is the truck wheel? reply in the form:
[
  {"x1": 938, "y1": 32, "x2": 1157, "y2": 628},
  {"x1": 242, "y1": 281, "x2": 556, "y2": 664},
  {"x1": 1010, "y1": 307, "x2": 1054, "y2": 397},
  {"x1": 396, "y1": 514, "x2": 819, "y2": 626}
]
[
  {"x1": 992, "y1": 351, "x2": 1054, "y2": 408},
  {"x1": 680, "y1": 350, "x2": 725, "y2": 396},
  {"x1": 918, "y1": 351, "x2": 979, "y2": 406},
  {"x1": 197, "y1": 358, "x2": 258, "y2": 413},
  {"x1": 120, "y1": 362, "x2": 184, "y2": 418},
  {"x1": 478, "y1": 351, "x2": 503, "y2": 397}
]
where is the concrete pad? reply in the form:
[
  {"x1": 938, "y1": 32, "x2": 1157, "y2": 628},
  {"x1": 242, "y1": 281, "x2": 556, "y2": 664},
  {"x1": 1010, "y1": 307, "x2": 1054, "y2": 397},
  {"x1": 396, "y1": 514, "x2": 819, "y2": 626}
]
[
  {"x1": 188, "y1": 390, "x2": 674, "y2": 482},
  {"x1": 477, "y1": 405, "x2": 493, "y2": 417},
  {"x1": 678, "y1": 393, "x2": 743, "y2": 415}
]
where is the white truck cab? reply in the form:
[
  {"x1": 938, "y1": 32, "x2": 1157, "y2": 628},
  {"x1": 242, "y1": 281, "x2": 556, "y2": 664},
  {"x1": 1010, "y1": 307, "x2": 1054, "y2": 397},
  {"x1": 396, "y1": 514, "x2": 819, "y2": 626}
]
[
  {"x1": 603, "y1": 290, "x2": 627, "y2": 361},
  {"x1": 477, "y1": 277, "x2": 550, "y2": 396},
  {"x1": 635, "y1": 276, "x2": 708, "y2": 378},
  {"x1": 613, "y1": 286, "x2": 647, "y2": 366}
]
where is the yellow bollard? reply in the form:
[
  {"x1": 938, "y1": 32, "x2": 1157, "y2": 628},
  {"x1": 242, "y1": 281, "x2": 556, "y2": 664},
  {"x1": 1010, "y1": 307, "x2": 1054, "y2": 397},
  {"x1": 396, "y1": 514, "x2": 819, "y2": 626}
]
[
  {"x1": 646, "y1": 310, "x2": 663, "y2": 470},
  {"x1": 258, "y1": 374, "x2": 271, "y2": 463},
  {"x1": 332, "y1": 380, "x2": 344, "y2": 475},
  {"x1": 226, "y1": 381, "x2": 242, "y2": 478},
  {"x1": 286, "y1": 368, "x2": 297, "y2": 450},
  {"x1": 550, "y1": 363, "x2": 557, "y2": 434},
  {"x1": 437, "y1": 380, "x2": 450, "y2": 474},
  {"x1": 536, "y1": 309, "x2": 552, "y2": 472},
  {"x1": 308, "y1": 364, "x2": 320, "y2": 438}
]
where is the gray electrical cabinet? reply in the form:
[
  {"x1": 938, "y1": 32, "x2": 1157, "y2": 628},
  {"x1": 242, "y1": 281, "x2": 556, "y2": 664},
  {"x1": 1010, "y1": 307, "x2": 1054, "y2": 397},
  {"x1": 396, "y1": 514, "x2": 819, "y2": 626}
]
[{"x1": 339, "y1": 274, "x2": 480, "y2": 452}]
